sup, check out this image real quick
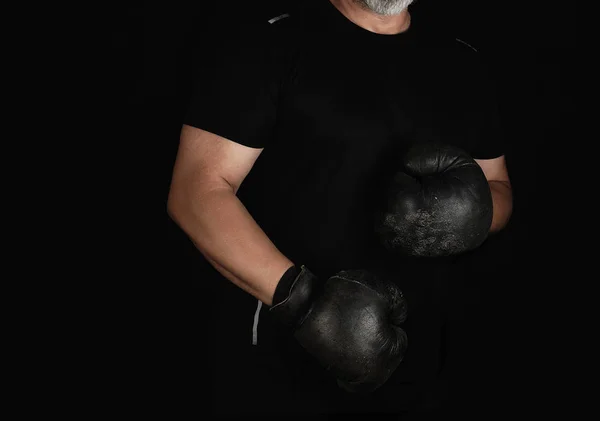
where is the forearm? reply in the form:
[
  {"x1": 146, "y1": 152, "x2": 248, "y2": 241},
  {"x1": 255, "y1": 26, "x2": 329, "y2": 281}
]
[
  {"x1": 168, "y1": 185, "x2": 294, "y2": 305},
  {"x1": 488, "y1": 180, "x2": 513, "y2": 233}
]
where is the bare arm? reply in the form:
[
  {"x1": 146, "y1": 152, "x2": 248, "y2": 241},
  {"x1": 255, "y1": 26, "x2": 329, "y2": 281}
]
[
  {"x1": 475, "y1": 155, "x2": 513, "y2": 233},
  {"x1": 167, "y1": 125, "x2": 294, "y2": 305}
]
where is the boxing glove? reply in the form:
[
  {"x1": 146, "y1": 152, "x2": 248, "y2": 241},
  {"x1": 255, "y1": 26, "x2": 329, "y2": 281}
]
[
  {"x1": 374, "y1": 142, "x2": 493, "y2": 257},
  {"x1": 270, "y1": 265, "x2": 408, "y2": 393}
]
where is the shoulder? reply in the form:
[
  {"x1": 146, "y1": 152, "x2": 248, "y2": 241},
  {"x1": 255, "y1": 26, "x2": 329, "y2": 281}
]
[
  {"x1": 209, "y1": 5, "x2": 308, "y2": 58},
  {"x1": 261, "y1": 4, "x2": 314, "y2": 45},
  {"x1": 453, "y1": 37, "x2": 480, "y2": 54},
  {"x1": 413, "y1": 28, "x2": 482, "y2": 62},
  {"x1": 449, "y1": 37, "x2": 488, "y2": 71},
  {"x1": 413, "y1": 32, "x2": 495, "y2": 90},
  {"x1": 425, "y1": 34, "x2": 489, "y2": 74},
  {"x1": 428, "y1": 33, "x2": 482, "y2": 58}
]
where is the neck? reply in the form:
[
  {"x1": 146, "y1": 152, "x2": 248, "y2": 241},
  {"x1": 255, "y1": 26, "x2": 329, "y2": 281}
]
[{"x1": 330, "y1": 0, "x2": 412, "y2": 35}]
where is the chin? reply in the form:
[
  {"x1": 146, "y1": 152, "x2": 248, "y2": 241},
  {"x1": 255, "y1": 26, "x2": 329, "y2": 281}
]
[{"x1": 360, "y1": 0, "x2": 415, "y2": 16}]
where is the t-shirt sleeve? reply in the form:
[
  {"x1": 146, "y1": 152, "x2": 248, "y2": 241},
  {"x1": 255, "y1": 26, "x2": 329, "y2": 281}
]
[
  {"x1": 183, "y1": 21, "x2": 282, "y2": 149},
  {"x1": 452, "y1": 41, "x2": 506, "y2": 160}
]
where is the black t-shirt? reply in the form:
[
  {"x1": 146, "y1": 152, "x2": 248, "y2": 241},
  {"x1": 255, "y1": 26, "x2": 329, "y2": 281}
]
[
  {"x1": 185, "y1": 0, "x2": 503, "y2": 275},
  {"x1": 185, "y1": 0, "x2": 504, "y2": 414}
]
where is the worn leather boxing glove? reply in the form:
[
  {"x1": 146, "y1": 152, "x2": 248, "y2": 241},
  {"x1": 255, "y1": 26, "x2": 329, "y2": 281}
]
[
  {"x1": 374, "y1": 142, "x2": 493, "y2": 257},
  {"x1": 269, "y1": 265, "x2": 408, "y2": 393}
]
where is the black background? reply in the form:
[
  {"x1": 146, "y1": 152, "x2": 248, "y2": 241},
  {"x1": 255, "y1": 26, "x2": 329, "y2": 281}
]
[{"x1": 111, "y1": 0, "x2": 575, "y2": 416}]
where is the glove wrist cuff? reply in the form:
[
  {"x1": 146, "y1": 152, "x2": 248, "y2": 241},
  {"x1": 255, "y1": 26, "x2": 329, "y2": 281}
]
[
  {"x1": 272, "y1": 265, "x2": 300, "y2": 305},
  {"x1": 269, "y1": 265, "x2": 317, "y2": 330}
]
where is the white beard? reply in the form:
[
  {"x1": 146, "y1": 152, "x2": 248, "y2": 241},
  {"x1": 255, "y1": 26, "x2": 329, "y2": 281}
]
[{"x1": 356, "y1": 0, "x2": 415, "y2": 16}]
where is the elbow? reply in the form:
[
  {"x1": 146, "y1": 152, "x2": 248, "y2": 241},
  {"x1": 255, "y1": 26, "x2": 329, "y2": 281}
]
[
  {"x1": 166, "y1": 176, "x2": 233, "y2": 225},
  {"x1": 166, "y1": 198, "x2": 177, "y2": 223},
  {"x1": 487, "y1": 181, "x2": 513, "y2": 233},
  {"x1": 167, "y1": 183, "x2": 184, "y2": 225}
]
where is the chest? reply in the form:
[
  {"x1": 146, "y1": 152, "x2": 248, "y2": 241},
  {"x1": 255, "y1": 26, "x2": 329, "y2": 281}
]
[{"x1": 276, "y1": 44, "x2": 469, "y2": 147}]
